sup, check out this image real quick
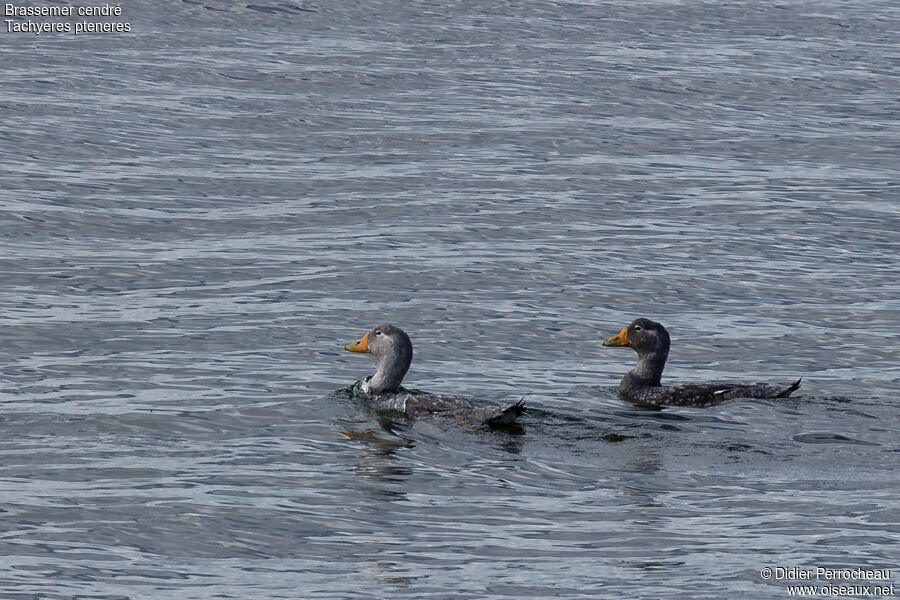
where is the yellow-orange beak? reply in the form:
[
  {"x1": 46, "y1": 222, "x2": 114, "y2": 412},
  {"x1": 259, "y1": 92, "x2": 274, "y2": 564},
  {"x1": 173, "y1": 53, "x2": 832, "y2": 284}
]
[
  {"x1": 344, "y1": 332, "x2": 371, "y2": 353},
  {"x1": 602, "y1": 327, "x2": 630, "y2": 347}
]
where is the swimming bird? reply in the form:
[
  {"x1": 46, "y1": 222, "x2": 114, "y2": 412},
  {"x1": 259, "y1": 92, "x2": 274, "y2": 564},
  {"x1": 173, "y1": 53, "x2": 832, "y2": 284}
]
[
  {"x1": 602, "y1": 318, "x2": 801, "y2": 407},
  {"x1": 343, "y1": 324, "x2": 525, "y2": 427}
]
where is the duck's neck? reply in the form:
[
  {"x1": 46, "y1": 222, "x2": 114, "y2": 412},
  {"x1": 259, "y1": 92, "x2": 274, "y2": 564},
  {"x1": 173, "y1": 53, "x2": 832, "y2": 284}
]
[
  {"x1": 627, "y1": 344, "x2": 668, "y2": 387},
  {"x1": 367, "y1": 348, "x2": 412, "y2": 394}
]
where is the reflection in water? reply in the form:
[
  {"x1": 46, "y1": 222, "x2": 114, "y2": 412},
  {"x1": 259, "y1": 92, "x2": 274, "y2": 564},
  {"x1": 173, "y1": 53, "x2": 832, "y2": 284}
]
[
  {"x1": 374, "y1": 561, "x2": 428, "y2": 588},
  {"x1": 495, "y1": 433, "x2": 524, "y2": 455},
  {"x1": 340, "y1": 416, "x2": 414, "y2": 488},
  {"x1": 792, "y1": 432, "x2": 879, "y2": 446}
]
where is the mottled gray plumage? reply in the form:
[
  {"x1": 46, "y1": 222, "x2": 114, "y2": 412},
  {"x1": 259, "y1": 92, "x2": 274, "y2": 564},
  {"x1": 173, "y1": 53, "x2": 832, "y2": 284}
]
[
  {"x1": 344, "y1": 324, "x2": 525, "y2": 427},
  {"x1": 603, "y1": 318, "x2": 801, "y2": 407}
]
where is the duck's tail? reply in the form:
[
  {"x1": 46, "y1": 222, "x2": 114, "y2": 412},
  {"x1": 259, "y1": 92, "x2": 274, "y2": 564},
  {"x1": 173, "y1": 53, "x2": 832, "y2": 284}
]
[
  {"x1": 486, "y1": 398, "x2": 526, "y2": 427},
  {"x1": 776, "y1": 377, "x2": 802, "y2": 398}
]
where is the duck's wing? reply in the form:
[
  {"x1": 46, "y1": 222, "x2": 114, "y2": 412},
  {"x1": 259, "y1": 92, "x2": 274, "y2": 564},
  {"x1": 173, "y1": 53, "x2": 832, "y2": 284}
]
[{"x1": 655, "y1": 383, "x2": 740, "y2": 407}]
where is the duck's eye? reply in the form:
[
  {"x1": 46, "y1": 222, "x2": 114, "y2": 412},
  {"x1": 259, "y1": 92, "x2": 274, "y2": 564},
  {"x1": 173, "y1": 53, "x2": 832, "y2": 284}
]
[
  {"x1": 634, "y1": 325, "x2": 642, "y2": 331},
  {"x1": 374, "y1": 330, "x2": 382, "y2": 336}
]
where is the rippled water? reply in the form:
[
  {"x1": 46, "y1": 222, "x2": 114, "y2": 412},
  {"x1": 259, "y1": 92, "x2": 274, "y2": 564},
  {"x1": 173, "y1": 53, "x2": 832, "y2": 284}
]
[{"x1": 1, "y1": 0, "x2": 899, "y2": 598}]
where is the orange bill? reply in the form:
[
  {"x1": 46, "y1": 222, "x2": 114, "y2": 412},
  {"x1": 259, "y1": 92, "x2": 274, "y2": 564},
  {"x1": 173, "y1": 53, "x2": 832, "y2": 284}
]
[
  {"x1": 344, "y1": 332, "x2": 371, "y2": 353},
  {"x1": 602, "y1": 327, "x2": 630, "y2": 347}
]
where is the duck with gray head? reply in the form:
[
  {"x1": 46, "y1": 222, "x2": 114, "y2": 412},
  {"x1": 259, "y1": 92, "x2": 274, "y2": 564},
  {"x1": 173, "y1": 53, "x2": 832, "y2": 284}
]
[
  {"x1": 602, "y1": 318, "x2": 801, "y2": 407},
  {"x1": 344, "y1": 324, "x2": 525, "y2": 428}
]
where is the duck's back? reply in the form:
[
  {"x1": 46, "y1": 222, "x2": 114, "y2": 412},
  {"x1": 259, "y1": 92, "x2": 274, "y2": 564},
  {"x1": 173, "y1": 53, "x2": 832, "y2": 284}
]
[
  {"x1": 622, "y1": 378, "x2": 802, "y2": 408},
  {"x1": 373, "y1": 390, "x2": 525, "y2": 427}
]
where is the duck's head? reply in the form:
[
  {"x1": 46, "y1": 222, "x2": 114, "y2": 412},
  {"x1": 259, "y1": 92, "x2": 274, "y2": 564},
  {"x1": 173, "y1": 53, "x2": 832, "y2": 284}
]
[
  {"x1": 602, "y1": 318, "x2": 671, "y2": 357},
  {"x1": 344, "y1": 323, "x2": 413, "y2": 393},
  {"x1": 344, "y1": 324, "x2": 412, "y2": 359}
]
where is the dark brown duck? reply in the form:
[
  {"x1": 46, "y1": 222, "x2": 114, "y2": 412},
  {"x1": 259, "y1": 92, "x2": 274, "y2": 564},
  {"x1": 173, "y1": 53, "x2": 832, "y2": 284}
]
[
  {"x1": 344, "y1": 324, "x2": 525, "y2": 427},
  {"x1": 603, "y1": 318, "x2": 801, "y2": 407}
]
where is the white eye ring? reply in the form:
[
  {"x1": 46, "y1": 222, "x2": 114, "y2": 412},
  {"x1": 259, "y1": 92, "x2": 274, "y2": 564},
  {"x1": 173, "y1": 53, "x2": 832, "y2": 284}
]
[
  {"x1": 634, "y1": 325, "x2": 642, "y2": 331},
  {"x1": 374, "y1": 330, "x2": 382, "y2": 336}
]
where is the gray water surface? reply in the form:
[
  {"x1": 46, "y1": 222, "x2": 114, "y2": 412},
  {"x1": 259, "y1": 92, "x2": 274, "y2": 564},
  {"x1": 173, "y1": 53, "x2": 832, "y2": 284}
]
[{"x1": 1, "y1": 1, "x2": 899, "y2": 598}]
